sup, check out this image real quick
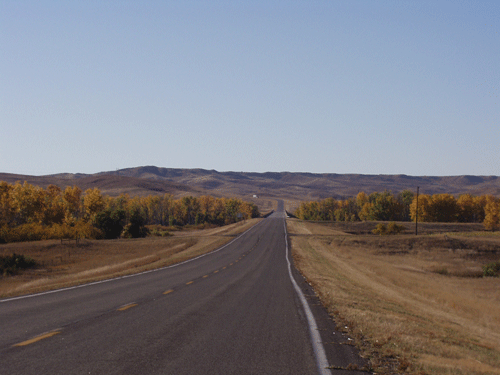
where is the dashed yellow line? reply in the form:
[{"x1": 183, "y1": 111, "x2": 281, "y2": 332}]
[
  {"x1": 14, "y1": 330, "x2": 61, "y2": 347},
  {"x1": 203, "y1": 275, "x2": 209, "y2": 278},
  {"x1": 186, "y1": 281, "x2": 194, "y2": 285},
  {"x1": 222, "y1": 266, "x2": 226, "y2": 269},
  {"x1": 229, "y1": 263, "x2": 233, "y2": 266},
  {"x1": 163, "y1": 289, "x2": 174, "y2": 295},
  {"x1": 213, "y1": 270, "x2": 219, "y2": 274},
  {"x1": 117, "y1": 303, "x2": 138, "y2": 311}
]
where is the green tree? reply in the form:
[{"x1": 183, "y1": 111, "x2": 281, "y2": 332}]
[
  {"x1": 224, "y1": 198, "x2": 241, "y2": 224},
  {"x1": 398, "y1": 190, "x2": 414, "y2": 221},
  {"x1": 93, "y1": 208, "x2": 126, "y2": 239},
  {"x1": 367, "y1": 191, "x2": 402, "y2": 221},
  {"x1": 123, "y1": 206, "x2": 148, "y2": 238}
]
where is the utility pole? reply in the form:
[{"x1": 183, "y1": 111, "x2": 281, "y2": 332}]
[{"x1": 415, "y1": 186, "x2": 419, "y2": 235}]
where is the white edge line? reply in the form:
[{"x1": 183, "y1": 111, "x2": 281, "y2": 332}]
[
  {"x1": 1, "y1": 220, "x2": 265, "y2": 303},
  {"x1": 284, "y1": 218, "x2": 332, "y2": 375}
]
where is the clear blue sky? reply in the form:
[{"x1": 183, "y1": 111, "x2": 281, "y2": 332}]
[{"x1": 1, "y1": 0, "x2": 499, "y2": 176}]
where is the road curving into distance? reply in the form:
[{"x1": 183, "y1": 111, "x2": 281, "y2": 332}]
[{"x1": 0, "y1": 200, "x2": 368, "y2": 375}]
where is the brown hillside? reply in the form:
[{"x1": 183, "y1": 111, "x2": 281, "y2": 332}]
[
  {"x1": 1, "y1": 167, "x2": 500, "y2": 201},
  {"x1": 0, "y1": 173, "x2": 200, "y2": 198}
]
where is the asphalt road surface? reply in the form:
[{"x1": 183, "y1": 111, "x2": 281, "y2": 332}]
[{"x1": 0, "y1": 202, "x2": 368, "y2": 375}]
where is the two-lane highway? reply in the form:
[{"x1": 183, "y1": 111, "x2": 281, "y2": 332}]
[{"x1": 1, "y1": 205, "x2": 366, "y2": 374}]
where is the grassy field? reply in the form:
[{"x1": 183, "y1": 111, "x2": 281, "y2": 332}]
[
  {"x1": 287, "y1": 219, "x2": 500, "y2": 375},
  {"x1": 0, "y1": 219, "x2": 261, "y2": 298}
]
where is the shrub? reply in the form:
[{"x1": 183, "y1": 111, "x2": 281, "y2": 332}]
[
  {"x1": 73, "y1": 221, "x2": 102, "y2": 240},
  {"x1": 387, "y1": 221, "x2": 405, "y2": 234},
  {"x1": 148, "y1": 225, "x2": 171, "y2": 237},
  {"x1": 7, "y1": 223, "x2": 48, "y2": 242},
  {"x1": 47, "y1": 223, "x2": 76, "y2": 240},
  {"x1": 434, "y1": 267, "x2": 449, "y2": 276},
  {"x1": 0, "y1": 253, "x2": 37, "y2": 276},
  {"x1": 483, "y1": 261, "x2": 500, "y2": 277},
  {"x1": 0, "y1": 221, "x2": 102, "y2": 243},
  {"x1": 372, "y1": 223, "x2": 388, "y2": 235},
  {"x1": 372, "y1": 222, "x2": 405, "y2": 235},
  {"x1": 0, "y1": 225, "x2": 8, "y2": 244}
]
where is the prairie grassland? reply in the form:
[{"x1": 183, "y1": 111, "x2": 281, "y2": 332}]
[
  {"x1": 0, "y1": 219, "x2": 260, "y2": 298},
  {"x1": 287, "y1": 219, "x2": 500, "y2": 375}
]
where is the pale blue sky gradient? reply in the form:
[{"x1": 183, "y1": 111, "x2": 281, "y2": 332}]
[{"x1": 1, "y1": 0, "x2": 499, "y2": 176}]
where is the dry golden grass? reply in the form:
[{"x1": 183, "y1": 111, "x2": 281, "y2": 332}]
[
  {"x1": 287, "y1": 219, "x2": 500, "y2": 375},
  {"x1": 0, "y1": 219, "x2": 261, "y2": 298}
]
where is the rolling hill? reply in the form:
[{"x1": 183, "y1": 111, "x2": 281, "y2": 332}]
[{"x1": 1, "y1": 167, "x2": 500, "y2": 202}]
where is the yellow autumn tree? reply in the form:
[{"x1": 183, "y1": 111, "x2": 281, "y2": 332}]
[
  {"x1": 11, "y1": 181, "x2": 46, "y2": 224},
  {"x1": 0, "y1": 181, "x2": 14, "y2": 226},
  {"x1": 145, "y1": 195, "x2": 161, "y2": 224},
  {"x1": 473, "y1": 195, "x2": 488, "y2": 222},
  {"x1": 358, "y1": 202, "x2": 374, "y2": 221},
  {"x1": 212, "y1": 198, "x2": 227, "y2": 225},
  {"x1": 319, "y1": 198, "x2": 338, "y2": 221},
  {"x1": 83, "y1": 187, "x2": 105, "y2": 221},
  {"x1": 239, "y1": 201, "x2": 256, "y2": 220},
  {"x1": 356, "y1": 192, "x2": 369, "y2": 210},
  {"x1": 457, "y1": 194, "x2": 485, "y2": 223},
  {"x1": 160, "y1": 194, "x2": 174, "y2": 226},
  {"x1": 199, "y1": 195, "x2": 216, "y2": 223},
  {"x1": 430, "y1": 194, "x2": 458, "y2": 222},
  {"x1": 457, "y1": 194, "x2": 475, "y2": 222},
  {"x1": 62, "y1": 186, "x2": 82, "y2": 223},
  {"x1": 43, "y1": 185, "x2": 65, "y2": 225},
  {"x1": 484, "y1": 196, "x2": 500, "y2": 230},
  {"x1": 410, "y1": 194, "x2": 432, "y2": 222}
]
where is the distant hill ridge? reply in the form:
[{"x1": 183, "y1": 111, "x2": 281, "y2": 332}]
[{"x1": 1, "y1": 166, "x2": 499, "y2": 199}]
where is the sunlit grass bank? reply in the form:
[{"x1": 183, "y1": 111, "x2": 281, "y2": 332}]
[
  {"x1": 288, "y1": 219, "x2": 500, "y2": 375},
  {"x1": 0, "y1": 219, "x2": 260, "y2": 298}
]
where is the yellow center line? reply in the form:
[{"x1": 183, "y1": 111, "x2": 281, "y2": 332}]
[
  {"x1": 222, "y1": 266, "x2": 226, "y2": 269},
  {"x1": 117, "y1": 303, "x2": 138, "y2": 311},
  {"x1": 14, "y1": 330, "x2": 61, "y2": 347},
  {"x1": 229, "y1": 263, "x2": 233, "y2": 266},
  {"x1": 203, "y1": 275, "x2": 209, "y2": 278},
  {"x1": 213, "y1": 270, "x2": 219, "y2": 273},
  {"x1": 186, "y1": 281, "x2": 194, "y2": 285},
  {"x1": 163, "y1": 289, "x2": 174, "y2": 295}
]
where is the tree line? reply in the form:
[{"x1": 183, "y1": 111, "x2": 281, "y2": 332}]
[
  {"x1": 294, "y1": 190, "x2": 500, "y2": 230},
  {"x1": 0, "y1": 181, "x2": 260, "y2": 243}
]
